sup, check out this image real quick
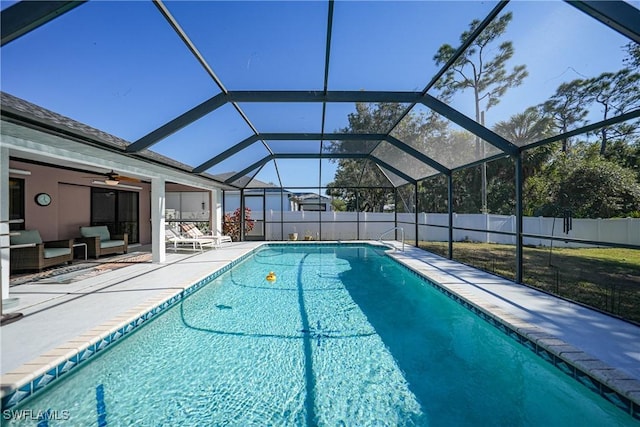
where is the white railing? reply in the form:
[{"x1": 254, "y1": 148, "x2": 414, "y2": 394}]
[{"x1": 378, "y1": 227, "x2": 405, "y2": 252}]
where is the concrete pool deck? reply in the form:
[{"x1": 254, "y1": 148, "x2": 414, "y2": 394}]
[{"x1": 2, "y1": 241, "x2": 639, "y2": 410}]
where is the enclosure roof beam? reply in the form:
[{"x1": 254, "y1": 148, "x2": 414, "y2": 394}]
[
  {"x1": 421, "y1": 95, "x2": 519, "y2": 156},
  {"x1": 224, "y1": 157, "x2": 273, "y2": 184},
  {"x1": 1, "y1": 1, "x2": 86, "y2": 47},
  {"x1": 384, "y1": 136, "x2": 450, "y2": 175},
  {"x1": 127, "y1": 93, "x2": 228, "y2": 153},
  {"x1": 256, "y1": 133, "x2": 389, "y2": 141},
  {"x1": 322, "y1": 0, "x2": 334, "y2": 95},
  {"x1": 274, "y1": 153, "x2": 415, "y2": 185},
  {"x1": 127, "y1": 90, "x2": 509, "y2": 157},
  {"x1": 196, "y1": 132, "x2": 450, "y2": 175},
  {"x1": 193, "y1": 134, "x2": 260, "y2": 173},
  {"x1": 223, "y1": 153, "x2": 371, "y2": 184},
  {"x1": 226, "y1": 91, "x2": 425, "y2": 104},
  {"x1": 369, "y1": 158, "x2": 417, "y2": 185},
  {"x1": 449, "y1": 153, "x2": 509, "y2": 174},
  {"x1": 377, "y1": 1, "x2": 509, "y2": 165},
  {"x1": 274, "y1": 153, "x2": 367, "y2": 159},
  {"x1": 522, "y1": 109, "x2": 640, "y2": 152},
  {"x1": 125, "y1": 92, "x2": 423, "y2": 154},
  {"x1": 567, "y1": 0, "x2": 640, "y2": 44},
  {"x1": 155, "y1": 0, "x2": 274, "y2": 167},
  {"x1": 421, "y1": 1, "x2": 509, "y2": 94},
  {"x1": 194, "y1": 134, "x2": 381, "y2": 174},
  {"x1": 194, "y1": 133, "x2": 396, "y2": 172}
]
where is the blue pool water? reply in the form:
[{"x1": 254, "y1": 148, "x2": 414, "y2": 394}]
[{"x1": 5, "y1": 245, "x2": 636, "y2": 425}]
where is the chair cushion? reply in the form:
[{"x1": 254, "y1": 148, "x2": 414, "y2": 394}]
[
  {"x1": 10, "y1": 230, "x2": 43, "y2": 245},
  {"x1": 43, "y1": 247, "x2": 71, "y2": 259},
  {"x1": 100, "y1": 239, "x2": 125, "y2": 249},
  {"x1": 80, "y1": 226, "x2": 111, "y2": 241}
]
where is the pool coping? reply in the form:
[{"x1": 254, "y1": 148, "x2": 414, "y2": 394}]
[{"x1": 1, "y1": 242, "x2": 639, "y2": 421}]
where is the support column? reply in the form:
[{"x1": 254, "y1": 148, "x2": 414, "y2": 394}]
[
  {"x1": 1, "y1": 146, "x2": 10, "y2": 301},
  {"x1": 447, "y1": 173, "x2": 453, "y2": 259},
  {"x1": 394, "y1": 187, "x2": 398, "y2": 240},
  {"x1": 356, "y1": 191, "x2": 360, "y2": 240},
  {"x1": 280, "y1": 188, "x2": 284, "y2": 241},
  {"x1": 240, "y1": 189, "x2": 245, "y2": 241},
  {"x1": 414, "y1": 183, "x2": 419, "y2": 247},
  {"x1": 210, "y1": 188, "x2": 222, "y2": 235},
  {"x1": 515, "y1": 153, "x2": 524, "y2": 283},
  {"x1": 151, "y1": 177, "x2": 166, "y2": 264}
]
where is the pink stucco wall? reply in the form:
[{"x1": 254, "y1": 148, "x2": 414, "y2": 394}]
[{"x1": 9, "y1": 160, "x2": 152, "y2": 244}]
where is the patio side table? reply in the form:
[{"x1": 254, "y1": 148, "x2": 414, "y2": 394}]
[{"x1": 73, "y1": 242, "x2": 87, "y2": 260}]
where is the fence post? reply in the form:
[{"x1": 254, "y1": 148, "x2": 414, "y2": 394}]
[
  {"x1": 485, "y1": 212, "x2": 490, "y2": 243},
  {"x1": 414, "y1": 183, "x2": 418, "y2": 246},
  {"x1": 448, "y1": 174, "x2": 453, "y2": 259},
  {"x1": 539, "y1": 216, "x2": 543, "y2": 246},
  {"x1": 515, "y1": 153, "x2": 523, "y2": 283}
]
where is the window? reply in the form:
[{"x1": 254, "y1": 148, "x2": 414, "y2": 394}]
[{"x1": 9, "y1": 178, "x2": 25, "y2": 231}]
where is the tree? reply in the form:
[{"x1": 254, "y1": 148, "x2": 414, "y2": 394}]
[
  {"x1": 493, "y1": 107, "x2": 556, "y2": 179},
  {"x1": 582, "y1": 69, "x2": 640, "y2": 154},
  {"x1": 222, "y1": 207, "x2": 254, "y2": 241},
  {"x1": 326, "y1": 102, "x2": 419, "y2": 211},
  {"x1": 330, "y1": 198, "x2": 346, "y2": 212},
  {"x1": 433, "y1": 11, "x2": 528, "y2": 212},
  {"x1": 418, "y1": 175, "x2": 448, "y2": 214},
  {"x1": 326, "y1": 159, "x2": 393, "y2": 212},
  {"x1": 543, "y1": 69, "x2": 640, "y2": 156},
  {"x1": 493, "y1": 107, "x2": 552, "y2": 147},
  {"x1": 528, "y1": 150, "x2": 640, "y2": 218},
  {"x1": 558, "y1": 157, "x2": 640, "y2": 218},
  {"x1": 623, "y1": 41, "x2": 640, "y2": 70},
  {"x1": 542, "y1": 80, "x2": 590, "y2": 152},
  {"x1": 602, "y1": 139, "x2": 640, "y2": 180}
]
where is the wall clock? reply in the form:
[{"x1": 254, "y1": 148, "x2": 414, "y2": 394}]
[{"x1": 35, "y1": 193, "x2": 52, "y2": 206}]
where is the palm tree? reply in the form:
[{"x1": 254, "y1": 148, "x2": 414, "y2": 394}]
[{"x1": 493, "y1": 107, "x2": 556, "y2": 179}]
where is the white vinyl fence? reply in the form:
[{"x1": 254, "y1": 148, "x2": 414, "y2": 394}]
[{"x1": 258, "y1": 211, "x2": 639, "y2": 248}]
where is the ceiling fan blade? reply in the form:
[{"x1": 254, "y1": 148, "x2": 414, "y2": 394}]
[{"x1": 117, "y1": 175, "x2": 140, "y2": 182}]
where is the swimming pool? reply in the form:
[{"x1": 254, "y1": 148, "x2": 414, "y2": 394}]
[{"x1": 2, "y1": 244, "x2": 637, "y2": 425}]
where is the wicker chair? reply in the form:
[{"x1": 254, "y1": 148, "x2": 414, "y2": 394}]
[
  {"x1": 77, "y1": 226, "x2": 128, "y2": 259},
  {"x1": 10, "y1": 230, "x2": 73, "y2": 273}
]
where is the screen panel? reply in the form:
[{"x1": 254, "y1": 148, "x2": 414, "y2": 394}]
[{"x1": 1, "y1": 1, "x2": 219, "y2": 141}]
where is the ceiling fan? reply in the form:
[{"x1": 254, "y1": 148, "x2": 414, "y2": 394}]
[{"x1": 89, "y1": 170, "x2": 142, "y2": 189}]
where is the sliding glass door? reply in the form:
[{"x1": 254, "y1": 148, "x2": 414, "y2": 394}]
[{"x1": 91, "y1": 188, "x2": 139, "y2": 244}]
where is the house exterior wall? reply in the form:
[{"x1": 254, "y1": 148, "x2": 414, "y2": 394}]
[
  {"x1": 9, "y1": 160, "x2": 152, "y2": 244},
  {"x1": 57, "y1": 183, "x2": 90, "y2": 240}
]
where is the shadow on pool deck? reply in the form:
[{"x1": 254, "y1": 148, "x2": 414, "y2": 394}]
[
  {"x1": 5, "y1": 249, "x2": 204, "y2": 320},
  {"x1": 336, "y1": 250, "x2": 640, "y2": 425}
]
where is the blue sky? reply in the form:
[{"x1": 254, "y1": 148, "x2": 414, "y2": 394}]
[{"x1": 1, "y1": 0, "x2": 638, "y2": 188}]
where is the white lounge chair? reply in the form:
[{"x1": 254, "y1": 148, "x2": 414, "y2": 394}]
[
  {"x1": 180, "y1": 224, "x2": 232, "y2": 245},
  {"x1": 165, "y1": 227, "x2": 217, "y2": 251}
]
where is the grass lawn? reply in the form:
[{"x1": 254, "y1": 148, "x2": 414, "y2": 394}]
[{"x1": 416, "y1": 241, "x2": 640, "y2": 324}]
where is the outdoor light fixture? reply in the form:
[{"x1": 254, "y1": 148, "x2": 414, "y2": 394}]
[
  {"x1": 104, "y1": 178, "x2": 119, "y2": 186},
  {"x1": 9, "y1": 168, "x2": 31, "y2": 175},
  {"x1": 92, "y1": 180, "x2": 142, "y2": 190}
]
